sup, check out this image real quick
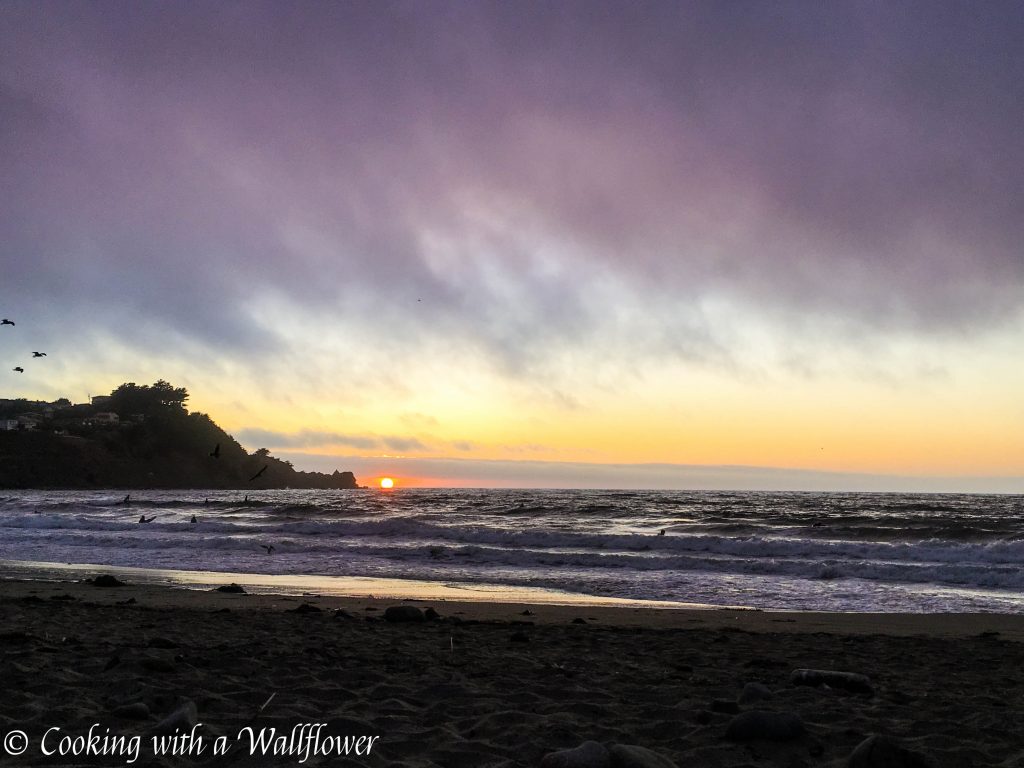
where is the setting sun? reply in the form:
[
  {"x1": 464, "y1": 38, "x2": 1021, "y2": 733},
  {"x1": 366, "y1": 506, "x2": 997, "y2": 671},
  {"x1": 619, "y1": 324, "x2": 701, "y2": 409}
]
[{"x1": 380, "y1": 477, "x2": 395, "y2": 489}]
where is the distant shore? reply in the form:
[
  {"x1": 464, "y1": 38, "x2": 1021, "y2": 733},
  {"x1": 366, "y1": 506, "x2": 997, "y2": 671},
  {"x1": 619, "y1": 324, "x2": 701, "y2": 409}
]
[{"x1": 1, "y1": 575, "x2": 1022, "y2": 767}]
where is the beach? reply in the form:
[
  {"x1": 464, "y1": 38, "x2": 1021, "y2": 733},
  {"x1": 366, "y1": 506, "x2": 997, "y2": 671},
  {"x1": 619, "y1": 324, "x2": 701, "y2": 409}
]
[{"x1": 2, "y1": 577, "x2": 1023, "y2": 767}]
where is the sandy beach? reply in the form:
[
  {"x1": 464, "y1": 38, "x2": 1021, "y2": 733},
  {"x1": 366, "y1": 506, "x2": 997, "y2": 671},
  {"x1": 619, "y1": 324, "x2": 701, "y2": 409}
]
[{"x1": 1, "y1": 577, "x2": 1022, "y2": 767}]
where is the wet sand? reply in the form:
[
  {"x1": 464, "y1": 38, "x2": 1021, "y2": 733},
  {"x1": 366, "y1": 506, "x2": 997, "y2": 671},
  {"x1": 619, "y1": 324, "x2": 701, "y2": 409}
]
[{"x1": 1, "y1": 577, "x2": 1023, "y2": 767}]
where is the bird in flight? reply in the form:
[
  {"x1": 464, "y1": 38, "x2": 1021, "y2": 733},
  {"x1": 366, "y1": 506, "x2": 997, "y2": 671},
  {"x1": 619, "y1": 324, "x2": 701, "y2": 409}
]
[
  {"x1": 1, "y1": 319, "x2": 13, "y2": 326},
  {"x1": 249, "y1": 464, "x2": 268, "y2": 482},
  {"x1": 12, "y1": 367, "x2": 23, "y2": 373},
  {"x1": 260, "y1": 544, "x2": 275, "y2": 554},
  {"x1": 32, "y1": 352, "x2": 46, "y2": 357},
  {"x1": 209, "y1": 443, "x2": 220, "y2": 458}
]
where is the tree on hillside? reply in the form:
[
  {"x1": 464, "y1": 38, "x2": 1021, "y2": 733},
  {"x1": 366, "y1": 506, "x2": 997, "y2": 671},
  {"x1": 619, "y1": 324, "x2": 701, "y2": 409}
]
[{"x1": 108, "y1": 380, "x2": 189, "y2": 416}]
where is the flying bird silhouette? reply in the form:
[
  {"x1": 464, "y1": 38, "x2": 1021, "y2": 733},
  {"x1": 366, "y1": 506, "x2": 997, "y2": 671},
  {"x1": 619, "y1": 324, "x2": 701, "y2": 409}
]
[
  {"x1": 1, "y1": 319, "x2": 13, "y2": 326},
  {"x1": 209, "y1": 443, "x2": 220, "y2": 458},
  {"x1": 260, "y1": 544, "x2": 275, "y2": 554},
  {"x1": 31, "y1": 352, "x2": 46, "y2": 357},
  {"x1": 249, "y1": 464, "x2": 268, "y2": 482},
  {"x1": 12, "y1": 367, "x2": 23, "y2": 373}
]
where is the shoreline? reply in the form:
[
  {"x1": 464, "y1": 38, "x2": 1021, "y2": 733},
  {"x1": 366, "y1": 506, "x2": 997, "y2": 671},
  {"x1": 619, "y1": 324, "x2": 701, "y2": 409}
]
[{"x1": 3, "y1": 564, "x2": 1024, "y2": 640}]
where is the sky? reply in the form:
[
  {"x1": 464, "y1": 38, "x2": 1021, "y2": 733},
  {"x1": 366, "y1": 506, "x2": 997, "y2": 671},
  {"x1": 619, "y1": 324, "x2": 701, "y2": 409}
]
[{"x1": 2, "y1": 1, "x2": 1023, "y2": 491}]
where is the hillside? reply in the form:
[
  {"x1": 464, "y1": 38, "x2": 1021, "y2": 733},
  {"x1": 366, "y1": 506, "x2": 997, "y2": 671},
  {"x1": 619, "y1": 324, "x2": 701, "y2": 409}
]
[{"x1": 0, "y1": 381, "x2": 359, "y2": 490}]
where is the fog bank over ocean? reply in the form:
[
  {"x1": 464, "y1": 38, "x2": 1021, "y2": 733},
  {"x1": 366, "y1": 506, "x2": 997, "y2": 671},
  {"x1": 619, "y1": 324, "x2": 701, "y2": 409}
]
[{"x1": 275, "y1": 453, "x2": 1024, "y2": 494}]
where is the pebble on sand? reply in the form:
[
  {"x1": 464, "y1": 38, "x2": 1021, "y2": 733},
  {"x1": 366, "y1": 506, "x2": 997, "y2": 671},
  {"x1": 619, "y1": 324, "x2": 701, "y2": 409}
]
[
  {"x1": 215, "y1": 583, "x2": 247, "y2": 594},
  {"x1": 540, "y1": 740, "x2": 611, "y2": 768},
  {"x1": 91, "y1": 574, "x2": 127, "y2": 587},
  {"x1": 725, "y1": 710, "x2": 806, "y2": 742},
  {"x1": 608, "y1": 743, "x2": 679, "y2": 768},
  {"x1": 791, "y1": 668, "x2": 874, "y2": 696},
  {"x1": 384, "y1": 605, "x2": 426, "y2": 622},
  {"x1": 738, "y1": 682, "x2": 773, "y2": 704},
  {"x1": 540, "y1": 742, "x2": 678, "y2": 768},
  {"x1": 847, "y1": 735, "x2": 934, "y2": 768}
]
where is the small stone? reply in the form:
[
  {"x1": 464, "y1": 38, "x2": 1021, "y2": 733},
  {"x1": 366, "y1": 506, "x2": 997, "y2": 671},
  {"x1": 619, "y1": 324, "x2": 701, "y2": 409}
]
[
  {"x1": 725, "y1": 710, "x2": 805, "y2": 742},
  {"x1": 791, "y1": 669, "x2": 874, "y2": 696},
  {"x1": 424, "y1": 607, "x2": 441, "y2": 621},
  {"x1": 609, "y1": 744, "x2": 678, "y2": 768},
  {"x1": 216, "y1": 583, "x2": 246, "y2": 594},
  {"x1": 738, "y1": 682, "x2": 773, "y2": 704},
  {"x1": 540, "y1": 740, "x2": 611, "y2": 768},
  {"x1": 111, "y1": 702, "x2": 150, "y2": 720},
  {"x1": 571, "y1": 617, "x2": 587, "y2": 624},
  {"x1": 291, "y1": 603, "x2": 322, "y2": 614},
  {"x1": 384, "y1": 606, "x2": 425, "y2": 623},
  {"x1": 91, "y1": 574, "x2": 126, "y2": 587},
  {"x1": 334, "y1": 609, "x2": 354, "y2": 619},
  {"x1": 847, "y1": 735, "x2": 933, "y2": 768}
]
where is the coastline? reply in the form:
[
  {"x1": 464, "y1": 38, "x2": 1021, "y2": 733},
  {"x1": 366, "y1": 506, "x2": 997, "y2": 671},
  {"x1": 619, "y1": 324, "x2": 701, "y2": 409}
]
[{"x1": 3, "y1": 568, "x2": 1024, "y2": 638}]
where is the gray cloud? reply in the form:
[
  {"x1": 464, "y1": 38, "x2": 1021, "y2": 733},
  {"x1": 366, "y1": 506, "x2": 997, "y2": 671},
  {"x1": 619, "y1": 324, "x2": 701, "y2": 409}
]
[
  {"x1": 2, "y1": 1, "x2": 1022, "y2": 385},
  {"x1": 237, "y1": 428, "x2": 428, "y2": 453}
]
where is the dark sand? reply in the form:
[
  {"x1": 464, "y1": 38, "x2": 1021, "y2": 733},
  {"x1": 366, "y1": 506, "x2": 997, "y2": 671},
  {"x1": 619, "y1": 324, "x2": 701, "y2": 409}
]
[{"x1": 1, "y1": 578, "x2": 1023, "y2": 767}]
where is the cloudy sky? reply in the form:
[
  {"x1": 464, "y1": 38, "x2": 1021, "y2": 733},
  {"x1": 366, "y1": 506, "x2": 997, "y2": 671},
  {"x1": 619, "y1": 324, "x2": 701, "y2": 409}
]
[{"x1": 2, "y1": 1, "x2": 1022, "y2": 490}]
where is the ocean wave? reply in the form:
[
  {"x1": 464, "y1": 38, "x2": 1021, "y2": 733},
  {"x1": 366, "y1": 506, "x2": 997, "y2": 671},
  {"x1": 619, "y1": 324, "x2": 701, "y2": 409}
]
[{"x1": 2, "y1": 489, "x2": 1024, "y2": 610}]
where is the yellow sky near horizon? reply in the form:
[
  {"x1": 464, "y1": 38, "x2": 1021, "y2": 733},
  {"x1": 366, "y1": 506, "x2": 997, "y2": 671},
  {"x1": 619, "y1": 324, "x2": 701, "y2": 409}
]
[
  {"x1": 191, "y1": 334, "x2": 1024, "y2": 480},
  {"x1": 11, "y1": 309, "x2": 1024, "y2": 485}
]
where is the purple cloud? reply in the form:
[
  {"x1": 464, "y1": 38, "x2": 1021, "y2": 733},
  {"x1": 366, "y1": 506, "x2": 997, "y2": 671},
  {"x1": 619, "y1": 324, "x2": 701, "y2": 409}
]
[{"x1": 2, "y1": 1, "x2": 1022, "y2": 381}]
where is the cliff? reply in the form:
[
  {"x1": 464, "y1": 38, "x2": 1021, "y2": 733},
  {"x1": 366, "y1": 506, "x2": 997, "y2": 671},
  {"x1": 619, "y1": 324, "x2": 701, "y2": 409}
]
[{"x1": 0, "y1": 381, "x2": 359, "y2": 490}]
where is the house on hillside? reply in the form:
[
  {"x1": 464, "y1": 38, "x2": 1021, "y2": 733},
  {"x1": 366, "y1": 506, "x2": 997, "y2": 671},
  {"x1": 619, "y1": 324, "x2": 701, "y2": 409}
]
[{"x1": 16, "y1": 414, "x2": 41, "y2": 430}]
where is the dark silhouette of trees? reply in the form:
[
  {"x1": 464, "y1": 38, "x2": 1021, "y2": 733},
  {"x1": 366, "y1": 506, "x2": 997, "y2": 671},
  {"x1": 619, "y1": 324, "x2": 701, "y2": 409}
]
[
  {"x1": 0, "y1": 380, "x2": 358, "y2": 490},
  {"x1": 108, "y1": 380, "x2": 189, "y2": 416}
]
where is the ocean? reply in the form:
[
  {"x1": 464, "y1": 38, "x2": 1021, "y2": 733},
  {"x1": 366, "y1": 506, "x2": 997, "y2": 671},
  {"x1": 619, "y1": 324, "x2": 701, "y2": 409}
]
[{"x1": 1, "y1": 488, "x2": 1022, "y2": 613}]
